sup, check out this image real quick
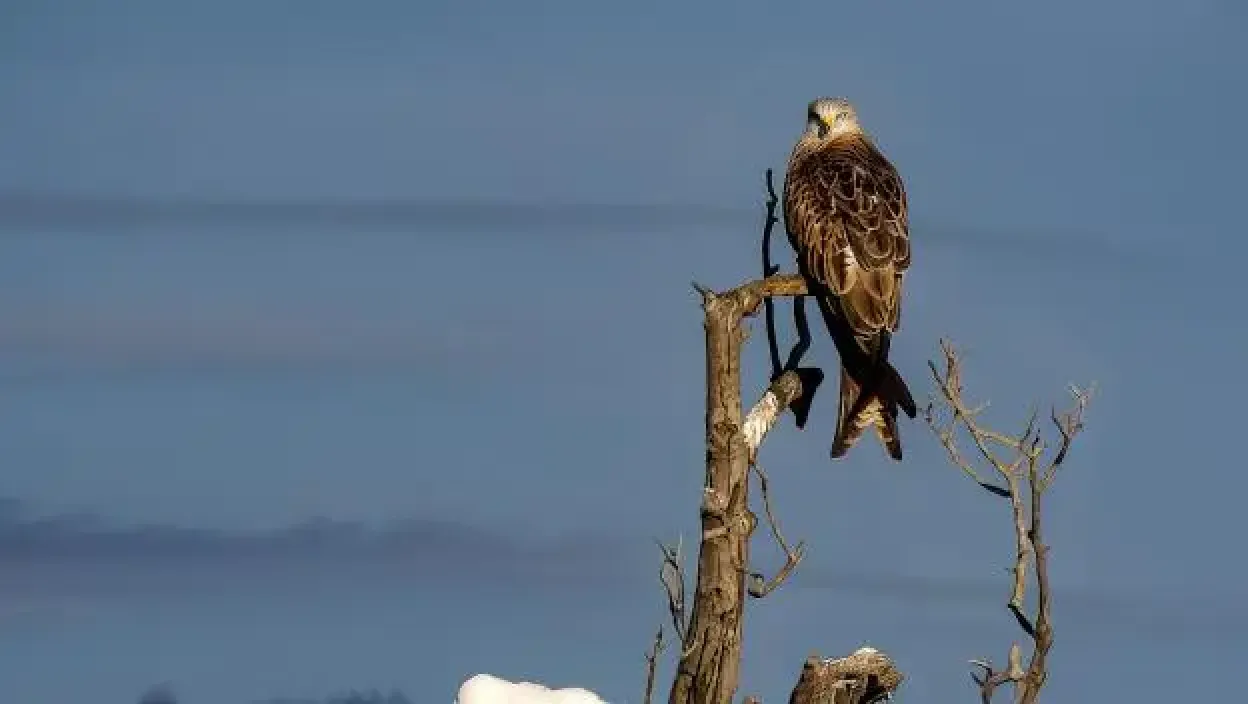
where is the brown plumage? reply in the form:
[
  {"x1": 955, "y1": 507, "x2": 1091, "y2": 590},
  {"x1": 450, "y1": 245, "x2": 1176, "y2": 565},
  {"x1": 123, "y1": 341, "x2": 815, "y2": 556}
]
[{"x1": 783, "y1": 97, "x2": 917, "y2": 461}]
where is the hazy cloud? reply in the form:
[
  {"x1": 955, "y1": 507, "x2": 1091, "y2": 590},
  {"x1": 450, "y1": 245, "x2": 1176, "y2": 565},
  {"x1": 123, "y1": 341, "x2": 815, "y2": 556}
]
[
  {"x1": 0, "y1": 497, "x2": 633, "y2": 582},
  {"x1": 0, "y1": 193, "x2": 1180, "y2": 275},
  {"x1": 0, "y1": 305, "x2": 502, "y2": 383},
  {"x1": 1, "y1": 498, "x2": 1239, "y2": 642},
  {"x1": 794, "y1": 566, "x2": 1248, "y2": 642}
]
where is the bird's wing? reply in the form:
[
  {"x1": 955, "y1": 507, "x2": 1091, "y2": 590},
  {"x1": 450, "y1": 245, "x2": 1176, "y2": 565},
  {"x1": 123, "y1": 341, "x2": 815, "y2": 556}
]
[{"x1": 784, "y1": 136, "x2": 910, "y2": 336}]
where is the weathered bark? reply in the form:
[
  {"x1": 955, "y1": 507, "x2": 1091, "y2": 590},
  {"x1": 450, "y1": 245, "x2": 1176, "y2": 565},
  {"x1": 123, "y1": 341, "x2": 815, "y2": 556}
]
[
  {"x1": 666, "y1": 286, "x2": 754, "y2": 704},
  {"x1": 667, "y1": 275, "x2": 812, "y2": 704},
  {"x1": 787, "y1": 648, "x2": 904, "y2": 704},
  {"x1": 742, "y1": 371, "x2": 805, "y2": 463},
  {"x1": 1018, "y1": 459, "x2": 1053, "y2": 704}
]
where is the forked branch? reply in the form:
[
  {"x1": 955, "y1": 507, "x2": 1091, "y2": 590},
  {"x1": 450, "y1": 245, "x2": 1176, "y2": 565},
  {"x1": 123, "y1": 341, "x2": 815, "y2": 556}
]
[
  {"x1": 655, "y1": 536, "x2": 693, "y2": 655},
  {"x1": 746, "y1": 463, "x2": 806, "y2": 599},
  {"x1": 924, "y1": 338, "x2": 1092, "y2": 704}
]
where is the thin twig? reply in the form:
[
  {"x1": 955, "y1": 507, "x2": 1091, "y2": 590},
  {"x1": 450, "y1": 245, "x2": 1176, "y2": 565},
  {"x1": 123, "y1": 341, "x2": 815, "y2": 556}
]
[
  {"x1": 922, "y1": 399, "x2": 1002, "y2": 493},
  {"x1": 926, "y1": 343, "x2": 1011, "y2": 478},
  {"x1": 761, "y1": 168, "x2": 784, "y2": 379},
  {"x1": 1042, "y1": 383, "x2": 1092, "y2": 489},
  {"x1": 655, "y1": 537, "x2": 689, "y2": 648},
  {"x1": 746, "y1": 463, "x2": 806, "y2": 598},
  {"x1": 758, "y1": 168, "x2": 823, "y2": 430},
  {"x1": 642, "y1": 625, "x2": 666, "y2": 704},
  {"x1": 784, "y1": 295, "x2": 813, "y2": 373},
  {"x1": 968, "y1": 643, "x2": 1024, "y2": 704}
]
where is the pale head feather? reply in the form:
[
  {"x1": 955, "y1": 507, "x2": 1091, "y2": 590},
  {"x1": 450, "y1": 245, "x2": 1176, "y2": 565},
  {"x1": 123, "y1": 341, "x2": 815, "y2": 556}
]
[{"x1": 801, "y1": 96, "x2": 863, "y2": 142}]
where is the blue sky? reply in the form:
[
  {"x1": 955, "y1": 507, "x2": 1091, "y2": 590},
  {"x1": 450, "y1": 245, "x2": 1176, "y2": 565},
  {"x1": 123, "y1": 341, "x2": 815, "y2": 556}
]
[{"x1": 1, "y1": 1, "x2": 1246, "y2": 702}]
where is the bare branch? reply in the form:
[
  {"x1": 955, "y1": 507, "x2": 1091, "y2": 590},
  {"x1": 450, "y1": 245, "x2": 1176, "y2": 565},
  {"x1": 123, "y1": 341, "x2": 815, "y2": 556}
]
[
  {"x1": 761, "y1": 167, "x2": 784, "y2": 379},
  {"x1": 642, "y1": 625, "x2": 666, "y2": 704},
  {"x1": 737, "y1": 176, "x2": 814, "y2": 599},
  {"x1": 784, "y1": 296, "x2": 814, "y2": 373},
  {"x1": 968, "y1": 643, "x2": 1025, "y2": 704},
  {"x1": 926, "y1": 343, "x2": 1014, "y2": 478},
  {"x1": 1004, "y1": 470, "x2": 1035, "y2": 638},
  {"x1": 925, "y1": 339, "x2": 1092, "y2": 703},
  {"x1": 656, "y1": 537, "x2": 690, "y2": 648},
  {"x1": 1042, "y1": 383, "x2": 1093, "y2": 488},
  {"x1": 707, "y1": 274, "x2": 809, "y2": 319},
  {"x1": 742, "y1": 371, "x2": 806, "y2": 463},
  {"x1": 746, "y1": 463, "x2": 806, "y2": 598},
  {"x1": 922, "y1": 398, "x2": 1004, "y2": 494},
  {"x1": 757, "y1": 168, "x2": 824, "y2": 431},
  {"x1": 1017, "y1": 387, "x2": 1093, "y2": 703}
]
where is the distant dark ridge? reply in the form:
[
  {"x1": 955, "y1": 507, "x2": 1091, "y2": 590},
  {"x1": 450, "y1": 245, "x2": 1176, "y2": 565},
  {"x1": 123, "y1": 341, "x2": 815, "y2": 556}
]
[{"x1": 253, "y1": 689, "x2": 412, "y2": 704}]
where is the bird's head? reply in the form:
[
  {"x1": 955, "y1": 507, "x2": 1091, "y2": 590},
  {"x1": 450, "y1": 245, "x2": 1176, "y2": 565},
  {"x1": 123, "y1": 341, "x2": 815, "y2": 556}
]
[{"x1": 804, "y1": 97, "x2": 861, "y2": 139}]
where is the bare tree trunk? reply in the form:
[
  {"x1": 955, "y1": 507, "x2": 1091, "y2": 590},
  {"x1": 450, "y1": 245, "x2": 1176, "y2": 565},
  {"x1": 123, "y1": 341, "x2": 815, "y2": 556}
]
[
  {"x1": 662, "y1": 274, "x2": 825, "y2": 704},
  {"x1": 667, "y1": 288, "x2": 756, "y2": 704}
]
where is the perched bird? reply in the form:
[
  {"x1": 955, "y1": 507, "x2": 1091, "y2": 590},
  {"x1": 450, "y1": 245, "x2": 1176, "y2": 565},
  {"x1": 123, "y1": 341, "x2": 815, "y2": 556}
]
[{"x1": 783, "y1": 97, "x2": 918, "y2": 461}]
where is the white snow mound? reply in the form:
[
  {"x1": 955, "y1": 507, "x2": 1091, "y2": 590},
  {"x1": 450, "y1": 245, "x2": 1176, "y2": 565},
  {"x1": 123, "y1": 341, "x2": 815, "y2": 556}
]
[{"x1": 455, "y1": 673, "x2": 608, "y2": 704}]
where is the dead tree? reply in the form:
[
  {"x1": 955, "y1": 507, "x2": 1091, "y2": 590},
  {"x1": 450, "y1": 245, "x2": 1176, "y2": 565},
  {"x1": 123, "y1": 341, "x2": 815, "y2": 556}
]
[
  {"x1": 925, "y1": 339, "x2": 1092, "y2": 704},
  {"x1": 646, "y1": 171, "x2": 904, "y2": 704}
]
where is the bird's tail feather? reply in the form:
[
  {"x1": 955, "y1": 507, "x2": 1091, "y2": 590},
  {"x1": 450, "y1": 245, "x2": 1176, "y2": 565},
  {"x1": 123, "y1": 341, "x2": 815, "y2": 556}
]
[
  {"x1": 831, "y1": 364, "x2": 904, "y2": 461},
  {"x1": 877, "y1": 357, "x2": 917, "y2": 420},
  {"x1": 812, "y1": 294, "x2": 918, "y2": 422}
]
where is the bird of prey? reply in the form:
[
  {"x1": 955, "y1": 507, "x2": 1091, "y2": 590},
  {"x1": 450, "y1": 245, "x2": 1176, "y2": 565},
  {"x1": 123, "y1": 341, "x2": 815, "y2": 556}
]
[{"x1": 783, "y1": 97, "x2": 918, "y2": 461}]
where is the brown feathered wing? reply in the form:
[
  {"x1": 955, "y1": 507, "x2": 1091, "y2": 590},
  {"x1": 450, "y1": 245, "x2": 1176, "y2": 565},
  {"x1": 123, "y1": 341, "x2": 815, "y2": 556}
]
[{"x1": 783, "y1": 134, "x2": 916, "y2": 461}]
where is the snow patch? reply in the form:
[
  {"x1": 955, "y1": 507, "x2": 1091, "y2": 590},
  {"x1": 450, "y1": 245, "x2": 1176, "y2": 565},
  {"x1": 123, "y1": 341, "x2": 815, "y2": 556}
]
[{"x1": 455, "y1": 673, "x2": 608, "y2": 704}]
